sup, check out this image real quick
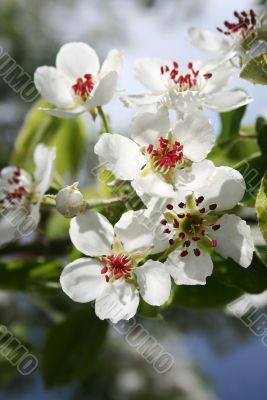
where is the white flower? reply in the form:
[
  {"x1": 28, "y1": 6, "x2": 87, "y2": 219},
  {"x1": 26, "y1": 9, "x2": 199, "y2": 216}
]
[
  {"x1": 144, "y1": 165, "x2": 254, "y2": 285},
  {"x1": 60, "y1": 210, "x2": 171, "y2": 323},
  {"x1": 187, "y1": 9, "x2": 267, "y2": 62},
  {"x1": 34, "y1": 42, "x2": 123, "y2": 119},
  {"x1": 121, "y1": 57, "x2": 252, "y2": 113},
  {"x1": 0, "y1": 144, "x2": 56, "y2": 246},
  {"x1": 94, "y1": 109, "x2": 215, "y2": 198}
]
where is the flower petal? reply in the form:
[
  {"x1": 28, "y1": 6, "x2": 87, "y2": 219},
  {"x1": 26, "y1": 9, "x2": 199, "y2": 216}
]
[
  {"x1": 136, "y1": 260, "x2": 171, "y2": 306},
  {"x1": 187, "y1": 27, "x2": 231, "y2": 54},
  {"x1": 1, "y1": 167, "x2": 32, "y2": 191},
  {"x1": 69, "y1": 210, "x2": 114, "y2": 256},
  {"x1": 101, "y1": 49, "x2": 124, "y2": 76},
  {"x1": 134, "y1": 58, "x2": 166, "y2": 91},
  {"x1": 174, "y1": 159, "x2": 216, "y2": 192},
  {"x1": 94, "y1": 133, "x2": 145, "y2": 180},
  {"x1": 114, "y1": 210, "x2": 154, "y2": 253},
  {"x1": 200, "y1": 62, "x2": 234, "y2": 95},
  {"x1": 196, "y1": 166, "x2": 245, "y2": 211},
  {"x1": 56, "y1": 42, "x2": 100, "y2": 81},
  {"x1": 204, "y1": 90, "x2": 253, "y2": 112},
  {"x1": 165, "y1": 249, "x2": 213, "y2": 285},
  {"x1": 173, "y1": 111, "x2": 215, "y2": 162},
  {"x1": 130, "y1": 107, "x2": 170, "y2": 146},
  {"x1": 34, "y1": 66, "x2": 75, "y2": 108},
  {"x1": 0, "y1": 215, "x2": 19, "y2": 246},
  {"x1": 95, "y1": 280, "x2": 139, "y2": 323},
  {"x1": 34, "y1": 144, "x2": 56, "y2": 194},
  {"x1": 38, "y1": 106, "x2": 86, "y2": 119},
  {"x1": 60, "y1": 258, "x2": 107, "y2": 303},
  {"x1": 121, "y1": 93, "x2": 164, "y2": 108},
  {"x1": 211, "y1": 214, "x2": 254, "y2": 268},
  {"x1": 87, "y1": 71, "x2": 118, "y2": 106},
  {"x1": 132, "y1": 172, "x2": 177, "y2": 198}
]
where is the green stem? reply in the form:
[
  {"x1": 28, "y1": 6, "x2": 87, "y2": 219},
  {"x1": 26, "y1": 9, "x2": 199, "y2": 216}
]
[
  {"x1": 97, "y1": 106, "x2": 111, "y2": 133},
  {"x1": 86, "y1": 195, "x2": 128, "y2": 209}
]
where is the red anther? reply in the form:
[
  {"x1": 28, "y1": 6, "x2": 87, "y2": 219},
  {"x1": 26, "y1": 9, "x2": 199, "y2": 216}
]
[
  {"x1": 180, "y1": 250, "x2": 188, "y2": 257},
  {"x1": 196, "y1": 196, "x2": 204, "y2": 205},
  {"x1": 192, "y1": 236, "x2": 200, "y2": 241},
  {"x1": 166, "y1": 204, "x2": 174, "y2": 210},
  {"x1": 160, "y1": 219, "x2": 168, "y2": 225},
  {"x1": 186, "y1": 213, "x2": 193, "y2": 218},
  {"x1": 105, "y1": 276, "x2": 110, "y2": 282},
  {"x1": 199, "y1": 208, "x2": 205, "y2": 213},
  {"x1": 169, "y1": 239, "x2": 174, "y2": 245},
  {"x1": 210, "y1": 239, "x2": 217, "y2": 248},
  {"x1": 201, "y1": 229, "x2": 205, "y2": 236},
  {"x1": 178, "y1": 213, "x2": 185, "y2": 218},
  {"x1": 147, "y1": 144, "x2": 154, "y2": 154},
  {"x1": 184, "y1": 240, "x2": 191, "y2": 247},
  {"x1": 160, "y1": 66, "x2": 164, "y2": 75},
  {"x1": 203, "y1": 73, "x2": 212, "y2": 80},
  {"x1": 212, "y1": 224, "x2": 221, "y2": 231},
  {"x1": 72, "y1": 73, "x2": 94, "y2": 99},
  {"x1": 163, "y1": 228, "x2": 171, "y2": 234},
  {"x1": 178, "y1": 202, "x2": 185, "y2": 208},
  {"x1": 209, "y1": 204, "x2": 217, "y2": 211},
  {"x1": 173, "y1": 219, "x2": 179, "y2": 228},
  {"x1": 188, "y1": 62, "x2": 193, "y2": 69},
  {"x1": 194, "y1": 248, "x2": 201, "y2": 256},
  {"x1": 101, "y1": 266, "x2": 108, "y2": 274},
  {"x1": 173, "y1": 61, "x2": 179, "y2": 68},
  {"x1": 179, "y1": 232, "x2": 185, "y2": 239}
]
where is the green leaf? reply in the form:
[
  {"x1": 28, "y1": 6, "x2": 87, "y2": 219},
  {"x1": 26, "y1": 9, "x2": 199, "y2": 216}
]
[
  {"x1": 256, "y1": 116, "x2": 267, "y2": 158},
  {"x1": 214, "y1": 253, "x2": 267, "y2": 294},
  {"x1": 256, "y1": 172, "x2": 267, "y2": 245},
  {"x1": 43, "y1": 306, "x2": 107, "y2": 387},
  {"x1": 217, "y1": 106, "x2": 247, "y2": 143},
  {"x1": 235, "y1": 154, "x2": 266, "y2": 206},
  {"x1": 45, "y1": 211, "x2": 70, "y2": 240},
  {"x1": 11, "y1": 99, "x2": 87, "y2": 176},
  {"x1": 173, "y1": 275, "x2": 242, "y2": 309},
  {"x1": 240, "y1": 53, "x2": 267, "y2": 85}
]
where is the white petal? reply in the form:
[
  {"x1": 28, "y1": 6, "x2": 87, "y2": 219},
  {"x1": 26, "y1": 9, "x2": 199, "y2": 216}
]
[
  {"x1": 136, "y1": 260, "x2": 171, "y2": 306},
  {"x1": 114, "y1": 210, "x2": 154, "y2": 253},
  {"x1": 56, "y1": 42, "x2": 100, "y2": 81},
  {"x1": 38, "y1": 106, "x2": 85, "y2": 119},
  {"x1": 130, "y1": 107, "x2": 170, "y2": 146},
  {"x1": 134, "y1": 58, "x2": 166, "y2": 91},
  {"x1": 101, "y1": 49, "x2": 123, "y2": 76},
  {"x1": 187, "y1": 27, "x2": 231, "y2": 54},
  {"x1": 132, "y1": 172, "x2": 177, "y2": 198},
  {"x1": 94, "y1": 133, "x2": 145, "y2": 180},
  {"x1": 95, "y1": 280, "x2": 139, "y2": 323},
  {"x1": 165, "y1": 249, "x2": 213, "y2": 285},
  {"x1": 174, "y1": 159, "x2": 216, "y2": 192},
  {"x1": 121, "y1": 93, "x2": 164, "y2": 108},
  {"x1": 201, "y1": 62, "x2": 234, "y2": 95},
  {"x1": 60, "y1": 258, "x2": 107, "y2": 303},
  {"x1": 34, "y1": 144, "x2": 56, "y2": 194},
  {"x1": 167, "y1": 90, "x2": 205, "y2": 114},
  {"x1": 211, "y1": 214, "x2": 254, "y2": 268},
  {"x1": 87, "y1": 71, "x2": 118, "y2": 106},
  {"x1": 196, "y1": 166, "x2": 245, "y2": 211},
  {"x1": 173, "y1": 112, "x2": 215, "y2": 162},
  {"x1": 69, "y1": 210, "x2": 114, "y2": 256},
  {"x1": 204, "y1": 90, "x2": 253, "y2": 112},
  {"x1": 0, "y1": 215, "x2": 19, "y2": 246},
  {"x1": 34, "y1": 66, "x2": 74, "y2": 108}
]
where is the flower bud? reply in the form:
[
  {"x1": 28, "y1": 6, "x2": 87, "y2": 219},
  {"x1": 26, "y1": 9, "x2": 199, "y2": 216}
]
[{"x1": 56, "y1": 183, "x2": 85, "y2": 218}]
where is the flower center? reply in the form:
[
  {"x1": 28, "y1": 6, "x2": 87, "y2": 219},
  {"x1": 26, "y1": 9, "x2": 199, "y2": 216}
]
[
  {"x1": 217, "y1": 9, "x2": 257, "y2": 39},
  {"x1": 99, "y1": 254, "x2": 133, "y2": 282},
  {"x1": 161, "y1": 196, "x2": 221, "y2": 257},
  {"x1": 72, "y1": 73, "x2": 94, "y2": 101},
  {"x1": 0, "y1": 168, "x2": 28, "y2": 210},
  {"x1": 160, "y1": 61, "x2": 212, "y2": 92},
  {"x1": 147, "y1": 136, "x2": 184, "y2": 174}
]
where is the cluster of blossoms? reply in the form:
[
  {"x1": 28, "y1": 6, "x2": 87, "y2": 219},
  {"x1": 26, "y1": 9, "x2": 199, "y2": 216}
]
[{"x1": 2, "y1": 8, "x2": 264, "y2": 322}]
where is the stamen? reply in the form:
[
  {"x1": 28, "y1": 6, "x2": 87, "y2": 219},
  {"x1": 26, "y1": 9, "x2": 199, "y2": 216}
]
[{"x1": 72, "y1": 73, "x2": 94, "y2": 100}]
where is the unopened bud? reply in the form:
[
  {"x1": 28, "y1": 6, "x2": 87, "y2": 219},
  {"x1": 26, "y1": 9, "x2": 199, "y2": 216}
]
[{"x1": 56, "y1": 183, "x2": 85, "y2": 218}]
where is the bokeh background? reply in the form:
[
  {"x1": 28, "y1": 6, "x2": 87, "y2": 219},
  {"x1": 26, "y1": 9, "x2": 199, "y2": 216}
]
[{"x1": 1, "y1": 0, "x2": 267, "y2": 399}]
